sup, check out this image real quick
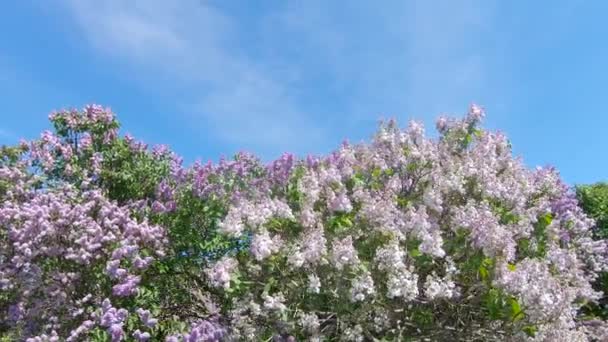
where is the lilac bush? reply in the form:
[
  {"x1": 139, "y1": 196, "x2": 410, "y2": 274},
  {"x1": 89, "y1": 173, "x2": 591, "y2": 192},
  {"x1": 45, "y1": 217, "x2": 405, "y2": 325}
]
[
  {"x1": 0, "y1": 106, "x2": 228, "y2": 341},
  {"x1": 1, "y1": 104, "x2": 607, "y2": 341},
  {"x1": 0, "y1": 165, "x2": 165, "y2": 339},
  {"x1": 206, "y1": 105, "x2": 608, "y2": 340}
]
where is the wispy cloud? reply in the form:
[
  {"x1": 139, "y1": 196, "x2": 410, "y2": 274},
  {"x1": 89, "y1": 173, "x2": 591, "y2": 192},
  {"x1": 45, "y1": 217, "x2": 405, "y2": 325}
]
[
  {"x1": 60, "y1": 0, "x2": 499, "y2": 156},
  {"x1": 400, "y1": 1, "x2": 494, "y2": 115},
  {"x1": 257, "y1": 0, "x2": 499, "y2": 130},
  {"x1": 61, "y1": 0, "x2": 326, "y2": 156}
]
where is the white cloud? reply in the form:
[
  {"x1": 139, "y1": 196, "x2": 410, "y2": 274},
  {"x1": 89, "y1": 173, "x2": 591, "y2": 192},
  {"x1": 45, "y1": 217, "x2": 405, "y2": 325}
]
[
  {"x1": 62, "y1": 0, "x2": 326, "y2": 156},
  {"x1": 256, "y1": 0, "x2": 499, "y2": 130},
  {"x1": 61, "y1": 0, "x2": 499, "y2": 156}
]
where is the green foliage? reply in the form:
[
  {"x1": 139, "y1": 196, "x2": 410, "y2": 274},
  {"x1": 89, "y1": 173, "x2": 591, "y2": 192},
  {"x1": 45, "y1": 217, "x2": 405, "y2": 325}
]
[
  {"x1": 99, "y1": 139, "x2": 171, "y2": 204},
  {"x1": 577, "y1": 182, "x2": 608, "y2": 319},
  {"x1": 577, "y1": 182, "x2": 608, "y2": 239},
  {"x1": 483, "y1": 288, "x2": 523, "y2": 322}
]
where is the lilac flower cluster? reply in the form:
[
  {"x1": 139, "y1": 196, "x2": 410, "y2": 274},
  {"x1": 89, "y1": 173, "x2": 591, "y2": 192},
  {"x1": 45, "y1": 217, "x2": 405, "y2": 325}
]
[
  {"x1": 0, "y1": 169, "x2": 166, "y2": 338},
  {"x1": 0, "y1": 106, "x2": 171, "y2": 340},
  {"x1": 166, "y1": 317, "x2": 226, "y2": 342}
]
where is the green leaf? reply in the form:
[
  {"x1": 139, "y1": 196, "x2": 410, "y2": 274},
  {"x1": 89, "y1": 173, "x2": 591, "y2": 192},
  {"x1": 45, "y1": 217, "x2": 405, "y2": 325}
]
[
  {"x1": 479, "y1": 265, "x2": 489, "y2": 281},
  {"x1": 479, "y1": 257, "x2": 494, "y2": 282},
  {"x1": 484, "y1": 288, "x2": 504, "y2": 320},
  {"x1": 263, "y1": 277, "x2": 276, "y2": 293},
  {"x1": 408, "y1": 247, "x2": 421, "y2": 258},
  {"x1": 371, "y1": 167, "x2": 382, "y2": 179},
  {"x1": 464, "y1": 133, "x2": 473, "y2": 145},
  {"x1": 508, "y1": 297, "x2": 524, "y2": 321},
  {"x1": 340, "y1": 216, "x2": 353, "y2": 227},
  {"x1": 539, "y1": 213, "x2": 552, "y2": 227},
  {"x1": 523, "y1": 325, "x2": 537, "y2": 337}
]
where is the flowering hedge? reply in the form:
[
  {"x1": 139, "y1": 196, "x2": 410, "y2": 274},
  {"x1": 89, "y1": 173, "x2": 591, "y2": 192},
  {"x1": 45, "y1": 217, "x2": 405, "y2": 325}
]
[{"x1": 1, "y1": 105, "x2": 607, "y2": 341}]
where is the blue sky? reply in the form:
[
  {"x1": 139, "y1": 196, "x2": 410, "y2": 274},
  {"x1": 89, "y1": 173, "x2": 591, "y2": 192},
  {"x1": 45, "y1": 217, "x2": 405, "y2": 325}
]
[{"x1": 1, "y1": 1, "x2": 607, "y2": 185}]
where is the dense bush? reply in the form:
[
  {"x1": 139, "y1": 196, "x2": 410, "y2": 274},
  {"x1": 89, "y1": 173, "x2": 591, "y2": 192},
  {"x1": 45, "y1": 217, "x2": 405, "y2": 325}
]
[
  {"x1": 576, "y1": 183, "x2": 608, "y2": 319},
  {"x1": 1, "y1": 105, "x2": 607, "y2": 341}
]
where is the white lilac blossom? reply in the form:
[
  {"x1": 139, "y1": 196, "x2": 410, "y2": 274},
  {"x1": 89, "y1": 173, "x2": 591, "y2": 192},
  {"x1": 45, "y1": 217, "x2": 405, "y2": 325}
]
[
  {"x1": 250, "y1": 229, "x2": 282, "y2": 261},
  {"x1": 218, "y1": 206, "x2": 246, "y2": 237},
  {"x1": 206, "y1": 256, "x2": 238, "y2": 289},
  {"x1": 299, "y1": 312, "x2": 320, "y2": 334},
  {"x1": 350, "y1": 271, "x2": 376, "y2": 302},
  {"x1": 262, "y1": 293, "x2": 287, "y2": 312},
  {"x1": 307, "y1": 274, "x2": 321, "y2": 294},
  {"x1": 452, "y1": 200, "x2": 517, "y2": 261},
  {"x1": 329, "y1": 189, "x2": 353, "y2": 213},
  {"x1": 287, "y1": 225, "x2": 327, "y2": 268},
  {"x1": 423, "y1": 273, "x2": 458, "y2": 300},
  {"x1": 330, "y1": 236, "x2": 360, "y2": 270},
  {"x1": 386, "y1": 267, "x2": 419, "y2": 300},
  {"x1": 374, "y1": 241, "x2": 406, "y2": 271},
  {"x1": 203, "y1": 105, "x2": 608, "y2": 340},
  {"x1": 341, "y1": 324, "x2": 365, "y2": 342}
]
